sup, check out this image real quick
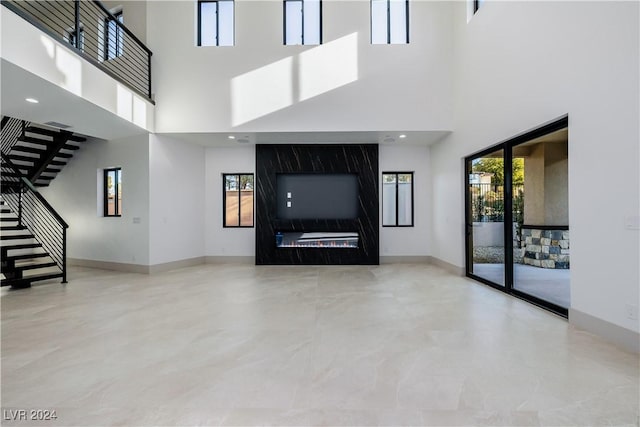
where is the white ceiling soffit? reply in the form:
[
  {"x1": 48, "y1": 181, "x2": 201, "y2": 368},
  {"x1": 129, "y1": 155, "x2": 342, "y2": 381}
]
[
  {"x1": 161, "y1": 130, "x2": 451, "y2": 147},
  {"x1": 1, "y1": 59, "x2": 148, "y2": 140}
]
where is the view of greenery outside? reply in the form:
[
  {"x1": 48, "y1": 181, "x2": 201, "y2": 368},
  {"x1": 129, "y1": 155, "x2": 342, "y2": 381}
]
[
  {"x1": 471, "y1": 158, "x2": 525, "y2": 264},
  {"x1": 472, "y1": 158, "x2": 524, "y2": 185},
  {"x1": 471, "y1": 158, "x2": 524, "y2": 223}
]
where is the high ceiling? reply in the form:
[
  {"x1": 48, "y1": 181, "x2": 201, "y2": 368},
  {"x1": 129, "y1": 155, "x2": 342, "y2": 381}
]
[{"x1": 2, "y1": 60, "x2": 450, "y2": 147}]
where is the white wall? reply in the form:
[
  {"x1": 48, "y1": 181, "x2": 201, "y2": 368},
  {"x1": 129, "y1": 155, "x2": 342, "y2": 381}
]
[
  {"x1": 103, "y1": 1, "x2": 148, "y2": 44},
  {"x1": 147, "y1": 0, "x2": 452, "y2": 133},
  {"x1": 430, "y1": 1, "x2": 639, "y2": 332},
  {"x1": 149, "y1": 135, "x2": 205, "y2": 265},
  {"x1": 1, "y1": 7, "x2": 154, "y2": 135},
  {"x1": 39, "y1": 134, "x2": 151, "y2": 266},
  {"x1": 380, "y1": 144, "x2": 431, "y2": 257},
  {"x1": 205, "y1": 146, "x2": 256, "y2": 257}
]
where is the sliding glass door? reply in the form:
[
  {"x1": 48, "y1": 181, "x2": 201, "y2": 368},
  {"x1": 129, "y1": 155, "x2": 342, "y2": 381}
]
[
  {"x1": 466, "y1": 148, "x2": 506, "y2": 287},
  {"x1": 465, "y1": 117, "x2": 570, "y2": 316},
  {"x1": 511, "y1": 129, "x2": 570, "y2": 310}
]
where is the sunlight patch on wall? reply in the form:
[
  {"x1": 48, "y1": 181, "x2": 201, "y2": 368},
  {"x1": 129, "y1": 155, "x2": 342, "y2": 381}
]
[
  {"x1": 55, "y1": 47, "x2": 82, "y2": 96},
  {"x1": 117, "y1": 84, "x2": 148, "y2": 128},
  {"x1": 231, "y1": 57, "x2": 294, "y2": 126},
  {"x1": 299, "y1": 32, "x2": 358, "y2": 102},
  {"x1": 117, "y1": 84, "x2": 133, "y2": 121},
  {"x1": 230, "y1": 32, "x2": 360, "y2": 127},
  {"x1": 133, "y1": 96, "x2": 147, "y2": 128},
  {"x1": 41, "y1": 36, "x2": 55, "y2": 58},
  {"x1": 41, "y1": 35, "x2": 82, "y2": 96}
]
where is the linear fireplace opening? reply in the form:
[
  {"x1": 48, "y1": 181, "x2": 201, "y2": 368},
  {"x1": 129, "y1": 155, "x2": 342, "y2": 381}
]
[{"x1": 276, "y1": 232, "x2": 359, "y2": 248}]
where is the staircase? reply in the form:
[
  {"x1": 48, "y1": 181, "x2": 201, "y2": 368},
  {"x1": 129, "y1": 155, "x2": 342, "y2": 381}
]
[
  {"x1": 1, "y1": 198, "x2": 63, "y2": 288},
  {"x1": 1, "y1": 117, "x2": 86, "y2": 187},
  {"x1": 0, "y1": 116, "x2": 77, "y2": 289}
]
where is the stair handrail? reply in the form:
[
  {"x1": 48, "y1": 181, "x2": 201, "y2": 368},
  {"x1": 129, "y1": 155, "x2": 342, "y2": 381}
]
[
  {"x1": 1, "y1": 152, "x2": 68, "y2": 283},
  {"x1": 1, "y1": 117, "x2": 29, "y2": 154},
  {"x1": 1, "y1": 152, "x2": 68, "y2": 229}
]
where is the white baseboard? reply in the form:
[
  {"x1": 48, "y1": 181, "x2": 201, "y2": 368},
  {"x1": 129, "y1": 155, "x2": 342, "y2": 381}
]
[
  {"x1": 380, "y1": 256, "x2": 430, "y2": 264},
  {"x1": 569, "y1": 308, "x2": 640, "y2": 354},
  {"x1": 68, "y1": 258, "x2": 149, "y2": 274},
  {"x1": 148, "y1": 257, "x2": 206, "y2": 274},
  {"x1": 205, "y1": 256, "x2": 255, "y2": 264},
  {"x1": 427, "y1": 256, "x2": 465, "y2": 276},
  {"x1": 69, "y1": 256, "x2": 206, "y2": 274}
]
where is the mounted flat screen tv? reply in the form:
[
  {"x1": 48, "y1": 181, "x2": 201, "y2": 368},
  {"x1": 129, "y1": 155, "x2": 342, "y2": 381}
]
[{"x1": 276, "y1": 174, "x2": 359, "y2": 220}]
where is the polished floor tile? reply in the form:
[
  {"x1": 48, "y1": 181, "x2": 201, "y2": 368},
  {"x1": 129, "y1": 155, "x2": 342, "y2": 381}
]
[{"x1": 1, "y1": 264, "x2": 638, "y2": 426}]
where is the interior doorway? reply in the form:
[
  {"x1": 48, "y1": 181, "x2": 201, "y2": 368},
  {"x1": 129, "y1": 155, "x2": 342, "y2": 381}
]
[{"x1": 465, "y1": 117, "x2": 569, "y2": 316}]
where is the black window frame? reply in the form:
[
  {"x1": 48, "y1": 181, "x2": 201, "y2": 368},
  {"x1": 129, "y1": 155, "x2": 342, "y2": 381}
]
[
  {"x1": 103, "y1": 167, "x2": 122, "y2": 217},
  {"x1": 370, "y1": 0, "x2": 410, "y2": 45},
  {"x1": 382, "y1": 171, "x2": 414, "y2": 227},
  {"x1": 197, "y1": 0, "x2": 235, "y2": 47},
  {"x1": 223, "y1": 173, "x2": 254, "y2": 228},
  {"x1": 473, "y1": 0, "x2": 480, "y2": 14},
  {"x1": 104, "y1": 10, "x2": 124, "y2": 60},
  {"x1": 66, "y1": 24, "x2": 85, "y2": 51},
  {"x1": 283, "y1": 0, "x2": 323, "y2": 46}
]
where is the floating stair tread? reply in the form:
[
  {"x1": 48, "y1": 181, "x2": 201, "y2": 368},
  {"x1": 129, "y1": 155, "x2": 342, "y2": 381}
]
[
  {"x1": 1, "y1": 208, "x2": 12, "y2": 213},
  {"x1": 1, "y1": 272, "x2": 63, "y2": 287},
  {"x1": 17, "y1": 136, "x2": 51, "y2": 146},
  {"x1": 53, "y1": 152, "x2": 73, "y2": 159},
  {"x1": 4, "y1": 253, "x2": 50, "y2": 262},
  {"x1": 7, "y1": 154, "x2": 38, "y2": 163},
  {"x1": 1, "y1": 243, "x2": 42, "y2": 250},
  {"x1": 0, "y1": 226, "x2": 24, "y2": 231},
  {"x1": 0, "y1": 234, "x2": 33, "y2": 240},
  {"x1": 16, "y1": 261, "x2": 58, "y2": 271},
  {"x1": 49, "y1": 160, "x2": 66, "y2": 166},
  {"x1": 24, "y1": 127, "x2": 86, "y2": 142},
  {"x1": 0, "y1": 218, "x2": 19, "y2": 222},
  {"x1": 10, "y1": 145, "x2": 46, "y2": 155}
]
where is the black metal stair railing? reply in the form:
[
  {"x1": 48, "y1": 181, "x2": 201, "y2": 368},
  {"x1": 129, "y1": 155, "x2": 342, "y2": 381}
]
[
  {"x1": 1, "y1": 117, "x2": 29, "y2": 155},
  {"x1": 2, "y1": 0, "x2": 152, "y2": 101},
  {"x1": 1, "y1": 153, "x2": 68, "y2": 283}
]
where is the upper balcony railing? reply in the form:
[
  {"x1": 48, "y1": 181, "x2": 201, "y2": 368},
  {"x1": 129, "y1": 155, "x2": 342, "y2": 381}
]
[{"x1": 2, "y1": 0, "x2": 152, "y2": 101}]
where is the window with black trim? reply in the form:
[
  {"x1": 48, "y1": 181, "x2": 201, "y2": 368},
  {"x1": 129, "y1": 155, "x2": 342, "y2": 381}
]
[
  {"x1": 65, "y1": 25, "x2": 85, "y2": 51},
  {"x1": 284, "y1": 0, "x2": 322, "y2": 45},
  {"x1": 198, "y1": 0, "x2": 235, "y2": 46},
  {"x1": 104, "y1": 168, "x2": 122, "y2": 217},
  {"x1": 382, "y1": 172, "x2": 413, "y2": 226},
  {"x1": 223, "y1": 174, "x2": 254, "y2": 227},
  {"x1": 371, "y1": 0, "x2": 409, "y2": 44},
  {"x1": 104, "y1": 10, "x2": 124, "y2": 60}
]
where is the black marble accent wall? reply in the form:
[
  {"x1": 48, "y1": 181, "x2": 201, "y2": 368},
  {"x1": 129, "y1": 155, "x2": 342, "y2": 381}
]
[{"x1": 256, "y1": 144, "x2": 379, "y2": 265}]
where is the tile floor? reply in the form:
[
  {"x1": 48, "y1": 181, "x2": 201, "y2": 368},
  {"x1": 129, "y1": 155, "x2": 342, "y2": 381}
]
[
  {"x1": 1, "y1": 264, "x2": 638, "y2": 426},
  {"x1": 472, "y1": 264, "x2": 570, "y2": 308}
]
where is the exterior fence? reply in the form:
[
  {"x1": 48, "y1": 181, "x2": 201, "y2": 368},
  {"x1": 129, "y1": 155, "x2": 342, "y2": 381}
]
[{"x1": 470, "y1": 183, "x2": 524, "y2": 223}]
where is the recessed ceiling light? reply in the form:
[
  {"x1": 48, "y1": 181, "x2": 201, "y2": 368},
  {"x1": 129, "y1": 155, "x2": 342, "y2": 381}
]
[
  {"x1": 399, "y1": 134, "x2": 407, "y2": 139},
  {"x1": 25, "y1": 98, "x2": 39, "y2": 103},
  {"x1": 228, "y1": 135, "x2": 235, "y2": 139}
]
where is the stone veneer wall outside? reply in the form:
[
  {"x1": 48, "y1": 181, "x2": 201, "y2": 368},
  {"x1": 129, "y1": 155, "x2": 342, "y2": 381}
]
[{"x1": 519, "y1": 227, "x2": 569, "y2": 269}]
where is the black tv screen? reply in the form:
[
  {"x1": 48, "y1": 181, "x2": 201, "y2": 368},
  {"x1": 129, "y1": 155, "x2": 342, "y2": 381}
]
[{"x1": 276, "y1": 174, "x2": 359, "y2": 220}]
